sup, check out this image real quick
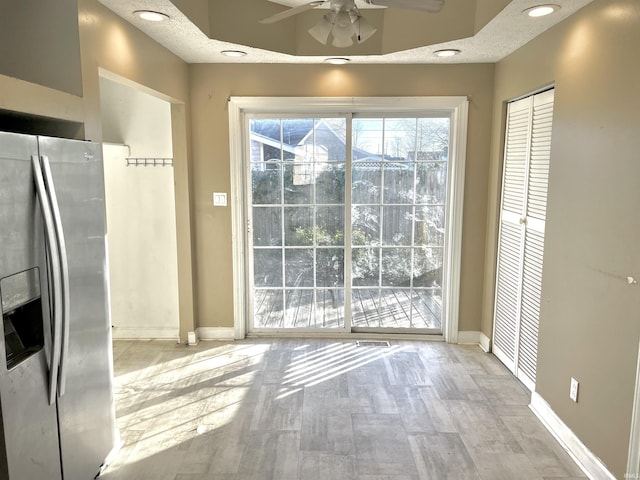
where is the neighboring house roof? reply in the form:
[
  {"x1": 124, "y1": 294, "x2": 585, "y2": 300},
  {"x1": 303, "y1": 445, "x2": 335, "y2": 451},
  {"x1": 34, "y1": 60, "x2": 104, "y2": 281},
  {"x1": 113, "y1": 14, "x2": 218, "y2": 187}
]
[
  {"x1": 250, "y1": 118, "x2": 314, "y2": 146},
  {"x1": 250, "y1": 131, "x2": 297, "y2": 155},
  {"x1": 250, "y1": 118, "x2": 446, "y2": 163},
  {"x1": 250, "y1": 118, "x2": 384, "y2": 161}
]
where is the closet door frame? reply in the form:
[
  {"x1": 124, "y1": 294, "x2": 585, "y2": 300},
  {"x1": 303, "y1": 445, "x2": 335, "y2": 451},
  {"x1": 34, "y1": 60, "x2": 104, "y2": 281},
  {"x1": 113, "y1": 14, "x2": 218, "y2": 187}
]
[{"x1": 492, "y1": 87, "x2": 554, "y2": 391}]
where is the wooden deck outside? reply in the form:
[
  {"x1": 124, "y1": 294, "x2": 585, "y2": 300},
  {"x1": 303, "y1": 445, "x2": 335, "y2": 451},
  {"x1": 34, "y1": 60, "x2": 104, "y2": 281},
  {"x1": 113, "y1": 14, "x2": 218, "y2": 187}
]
[{"x1": 253, "y1": 288, "x2": 442, "y2": 330}]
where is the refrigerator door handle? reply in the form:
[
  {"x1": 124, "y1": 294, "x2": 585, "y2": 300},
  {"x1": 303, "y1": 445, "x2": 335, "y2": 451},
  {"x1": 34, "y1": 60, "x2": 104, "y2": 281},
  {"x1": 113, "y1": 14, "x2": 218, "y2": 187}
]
[
  {"x1": 31, "y1": 155, "x2": 63, "y2": 406},
  {"x1": 40, "y1": 155, "x2": 71, "y2": 398}
]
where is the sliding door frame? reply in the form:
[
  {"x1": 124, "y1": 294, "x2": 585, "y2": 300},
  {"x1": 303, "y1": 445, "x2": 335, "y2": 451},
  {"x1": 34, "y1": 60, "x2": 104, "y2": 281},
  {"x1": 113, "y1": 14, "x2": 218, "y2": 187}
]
[{"x1": 229, "y1": 96, "x2": 468, "y2": 342}]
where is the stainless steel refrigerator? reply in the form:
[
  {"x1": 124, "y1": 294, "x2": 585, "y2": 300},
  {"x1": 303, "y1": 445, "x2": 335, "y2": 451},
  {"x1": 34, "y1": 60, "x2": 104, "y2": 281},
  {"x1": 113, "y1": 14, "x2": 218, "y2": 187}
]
[{"x1": 0, "y1": 131, "x2": 117, "y2": 479}]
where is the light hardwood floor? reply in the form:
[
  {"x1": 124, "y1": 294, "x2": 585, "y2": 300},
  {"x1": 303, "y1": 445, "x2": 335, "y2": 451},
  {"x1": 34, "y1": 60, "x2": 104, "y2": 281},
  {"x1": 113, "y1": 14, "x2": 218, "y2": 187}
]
[{"x1": 100, "y1": 339, "x2": 587, "y2": 480}]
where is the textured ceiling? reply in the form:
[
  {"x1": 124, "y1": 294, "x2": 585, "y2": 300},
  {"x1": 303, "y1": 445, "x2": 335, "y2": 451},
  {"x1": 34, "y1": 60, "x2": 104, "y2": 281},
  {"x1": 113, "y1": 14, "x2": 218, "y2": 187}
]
[{"x1": 98, "y1": 0, "x2": 595, "y2": 64}]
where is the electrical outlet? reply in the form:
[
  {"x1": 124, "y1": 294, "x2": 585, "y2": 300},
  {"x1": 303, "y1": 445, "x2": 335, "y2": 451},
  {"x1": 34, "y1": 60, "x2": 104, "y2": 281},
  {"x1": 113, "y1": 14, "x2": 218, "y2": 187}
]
[{"x1": 569, "y1": 377, "x2": 579, "y2": 402}]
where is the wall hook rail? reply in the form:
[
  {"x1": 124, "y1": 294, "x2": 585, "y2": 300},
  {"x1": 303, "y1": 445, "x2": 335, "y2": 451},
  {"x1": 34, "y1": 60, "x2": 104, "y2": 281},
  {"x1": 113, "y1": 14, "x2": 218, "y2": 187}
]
[{"x1": 125, "y1": 157, "x2": 173, "y2": 167}]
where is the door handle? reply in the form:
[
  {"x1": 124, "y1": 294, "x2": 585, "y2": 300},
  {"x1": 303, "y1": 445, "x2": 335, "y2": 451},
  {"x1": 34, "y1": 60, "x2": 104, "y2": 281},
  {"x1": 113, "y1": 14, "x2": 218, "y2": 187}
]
[
  {"x1": 32, "y1": 155, "x2": 62, "y2": 406},
  {"x1": 40, "y1": 155, "x2": 70, "y2": 398},
  {"x1": 519, "y1": 217, "x2": 527, "y2": 225}
]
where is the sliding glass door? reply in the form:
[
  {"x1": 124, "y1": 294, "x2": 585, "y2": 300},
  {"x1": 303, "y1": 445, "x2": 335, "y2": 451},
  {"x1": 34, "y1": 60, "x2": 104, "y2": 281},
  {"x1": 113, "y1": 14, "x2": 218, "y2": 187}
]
[
  {"x1": 250, "y1": 118, "x2": 347, "y2": 329},
  {"x1": 351, "y1": 117, "x2": 447, "y2": 331},
  {"x1": 246, "y1": 110, "x2": 452, "y2": 335}
]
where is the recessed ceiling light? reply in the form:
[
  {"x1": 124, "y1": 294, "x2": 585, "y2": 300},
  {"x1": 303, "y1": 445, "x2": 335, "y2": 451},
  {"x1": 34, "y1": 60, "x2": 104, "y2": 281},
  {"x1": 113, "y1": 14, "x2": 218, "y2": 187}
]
[
  {"x1": 133, "y1": 10, "x2": 170, "y2": 22},
  {"x1": 221, "y1": 50, "x2": 248, "y2": 57},
  {"x1": 523, "y1": 4, "x2": 560, "y2": 17},
  {"x1": 434, "y1": 49, "x2": 461, "y2": 57},
  {"x1": 325, "y1": 57, "x2": 351, "y2": 64}
]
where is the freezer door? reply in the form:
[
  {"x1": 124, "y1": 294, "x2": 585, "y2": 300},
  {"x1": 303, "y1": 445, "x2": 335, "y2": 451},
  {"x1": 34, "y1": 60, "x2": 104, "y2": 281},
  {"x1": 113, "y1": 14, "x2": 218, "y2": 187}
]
[
  {"x1": 37, "y1": 136, "x2": 117, "y2": 479},
  {"x1": 0, "y1": 131, "x2": 62, "y2": 480}
]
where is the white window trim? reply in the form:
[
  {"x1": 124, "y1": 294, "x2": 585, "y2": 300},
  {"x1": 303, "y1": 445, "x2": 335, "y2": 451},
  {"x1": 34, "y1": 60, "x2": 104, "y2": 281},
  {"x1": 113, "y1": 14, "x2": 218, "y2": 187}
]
[{"x1": 228, "y1": 96, "x2": 468, "y2": 342}]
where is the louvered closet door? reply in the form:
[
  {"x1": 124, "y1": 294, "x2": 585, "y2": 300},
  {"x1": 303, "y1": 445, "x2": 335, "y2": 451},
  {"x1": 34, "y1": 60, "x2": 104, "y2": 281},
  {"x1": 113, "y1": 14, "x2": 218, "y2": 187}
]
[{"x1": 493, "y1": 89, "x2": 554, "y2": 391}]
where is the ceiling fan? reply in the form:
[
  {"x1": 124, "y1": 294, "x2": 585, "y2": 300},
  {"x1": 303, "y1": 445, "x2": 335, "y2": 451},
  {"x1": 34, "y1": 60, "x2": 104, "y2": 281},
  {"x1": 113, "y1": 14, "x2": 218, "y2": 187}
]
[{"x1": 260, "y1": 0, "x2": 445, "y2": 48}]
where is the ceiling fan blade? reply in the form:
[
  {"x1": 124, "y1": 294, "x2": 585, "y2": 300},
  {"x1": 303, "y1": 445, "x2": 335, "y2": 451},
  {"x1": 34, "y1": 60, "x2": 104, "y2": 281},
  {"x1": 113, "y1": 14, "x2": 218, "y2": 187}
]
[
  {"x1": 260, "y1": 1, "x2": 326, "y2": 24},
  {"x1": 364, "y1": 0, "x2": 444, "y2": 13}
]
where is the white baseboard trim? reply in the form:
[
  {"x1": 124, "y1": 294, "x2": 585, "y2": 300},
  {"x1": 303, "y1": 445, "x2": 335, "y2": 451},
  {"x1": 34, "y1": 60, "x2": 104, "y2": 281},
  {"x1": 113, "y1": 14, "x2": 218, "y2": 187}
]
[
  {"x1": 196, "y1": 327, "x2": 235, "y2": 341},
  {"x1": 479, "y1": 332, "x2": 491, "y2": 352},
  {"x1": 457, "y1": 330, "x2": 480, "y2": 345},
  {"x1": 627, "y1": 339, "x2": 640, "y2": 477},
  {"x1": 111, "y1": 326, "x2": 179, "y2": 341},
  {"x1": 530, "y1": 392, "x2": 616, "y2": 480},
  {"x1": 457, "y1": 331, "x2": 491, "y2": 352}
]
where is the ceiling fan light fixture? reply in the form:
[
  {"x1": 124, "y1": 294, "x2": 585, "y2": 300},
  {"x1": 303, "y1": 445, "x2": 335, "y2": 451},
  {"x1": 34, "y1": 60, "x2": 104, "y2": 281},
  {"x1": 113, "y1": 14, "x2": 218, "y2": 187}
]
[
  {"x1": 330, "y1": 11, "x2": 357, "y2": 47},
  {"x1": 332, "y1": 30, "x2": 355, "y2": 48},
  {"x1": 434, "y1": 48, "x2": 461, "y2": 57},
  {"x1": 133, "y1": 10, "x2": 169, "y2": 22},
  {"x1": 309, "y1": 14, "x2": 334, "y2": 44},
  {"x1": 308, "y1": 5, "x2": 377, "y2": 47},
  {"x1": 523, "y1": 4, "x2": 560, "y2": 17},
  {"x1": 334, "y1": 11, "x2": 354, "y2": 28}
]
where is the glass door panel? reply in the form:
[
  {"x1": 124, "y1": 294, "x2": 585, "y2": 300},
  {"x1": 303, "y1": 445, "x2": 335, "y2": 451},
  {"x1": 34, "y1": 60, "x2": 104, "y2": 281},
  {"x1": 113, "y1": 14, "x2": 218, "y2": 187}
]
[
  {"x1": 351, "y1": 117, "x2": 449, "y2": 331},
  {"x1": 249, "y1": 117, "x2": 346, "y2": 330}
]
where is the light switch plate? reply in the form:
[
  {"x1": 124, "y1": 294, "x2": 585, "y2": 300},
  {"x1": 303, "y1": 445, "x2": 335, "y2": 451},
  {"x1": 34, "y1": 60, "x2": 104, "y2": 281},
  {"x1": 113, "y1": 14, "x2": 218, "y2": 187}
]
[{"x1": 213, "y1": 192, "x2": 227, "y2": 206}]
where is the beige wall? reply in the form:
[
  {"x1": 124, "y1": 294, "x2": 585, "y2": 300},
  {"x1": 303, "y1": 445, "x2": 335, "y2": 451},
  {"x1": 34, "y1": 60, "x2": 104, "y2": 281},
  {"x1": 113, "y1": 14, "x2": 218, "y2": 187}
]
[
  {"x1": 189, "y1": 63, "x2": 495, "y2": 331},
  {"x1": 0, "y1": 0, "x2": 82, "y2": 96},
  {"x1": 77, "y1": 0, "x2": 190, "y2": 141},
  {"x1": 484, "y1": 0, "x2": 640, "y2": 476},
  {"x1": 0, "y1": 0, "x2": 195, "y2": 342},
  {"x1": 77, "y1": 0, "x2": 196, "y2": 342}
]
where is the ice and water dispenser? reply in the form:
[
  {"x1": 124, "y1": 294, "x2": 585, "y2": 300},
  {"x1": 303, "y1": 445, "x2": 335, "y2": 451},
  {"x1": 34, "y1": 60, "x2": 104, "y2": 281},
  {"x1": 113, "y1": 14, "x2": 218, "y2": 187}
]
[{"x1": 1, "y1": 268, "x2": 44, "y2": 369}]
